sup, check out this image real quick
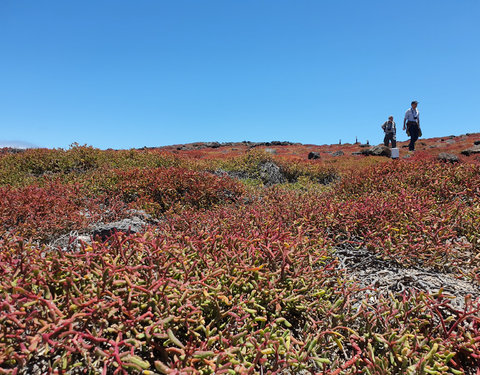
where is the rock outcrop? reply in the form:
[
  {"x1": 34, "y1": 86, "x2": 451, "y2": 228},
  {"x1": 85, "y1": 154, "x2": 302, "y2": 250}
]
[
  {"x1": 258, "y1": 161, "x2": 287, "y2": 185},
  {"x1": 335, "y1": 247, "x2": 480, "y2": 310},
  {"x1": 361, "y1": 145, "x2": 392, "y2": 157},
  {"x1": 308, "y1": 152, "x2": 320, "y2": 160},
  {"x1": 90, "y1": 216, "x2": 148, "y2": 241},
  {"x1": 174, "y1": 141, "x2": 298, "y2": 151},
  {"x1": 438, "y1": 152, "x2": 459, "y2": 163},
  {"x1": 49, "y1": 210, "x2": 156, "y2": 250},
  {"x1": 461, "y1": 145, "x2": 480, "y2": 156},
  {"x1": 214, "y1": 161, "x2": 286, "y2": 186}
]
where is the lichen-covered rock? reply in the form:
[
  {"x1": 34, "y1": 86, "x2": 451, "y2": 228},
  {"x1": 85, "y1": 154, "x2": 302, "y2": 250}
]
[
  {"x1": 361, "y1": 145, "x2": 391, "y2": 157},
  {"x1": 258, "y1": 161, "x2": 286, "y2": 185},
  {"x1": 438, "y1": 152, "x2": 459, "y2": 163},
  {"x1": 90, "y1": 216, "x2": 148, "y2": 241},
  {"x1": 461, "y1": 145, "x2": 480, "y2": 156},
  {"x1": 214, "y1": 161, "x2": 286, "y2": 186}
]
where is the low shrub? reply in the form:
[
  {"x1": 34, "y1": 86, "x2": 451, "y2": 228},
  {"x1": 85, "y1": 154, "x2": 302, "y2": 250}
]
[{"x1": 92, "y1": 167, "x2": 245, "y2": 216}]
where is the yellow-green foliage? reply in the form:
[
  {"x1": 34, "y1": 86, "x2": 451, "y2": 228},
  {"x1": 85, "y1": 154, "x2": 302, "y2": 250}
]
[{"x1": 0, "y1": 145, "x2": 183, "y2": 187}]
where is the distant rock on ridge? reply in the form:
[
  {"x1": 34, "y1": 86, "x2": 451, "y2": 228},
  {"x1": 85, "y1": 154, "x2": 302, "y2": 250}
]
[
  {"x1": 438, "y1": 153, "x2": 459, "y2": 163},
  {"x1": 174, "y1": 141, "x2": 299, "y2": 151},
  {"x1": 361, "y1": 145, "x2": 392, "y2": 157},
  {"x1": 461, "y1": 145, "x2": 480, "y2": 156},
  {"x1": 308, "y1": 152, "x2": 321, "y2": 160}
]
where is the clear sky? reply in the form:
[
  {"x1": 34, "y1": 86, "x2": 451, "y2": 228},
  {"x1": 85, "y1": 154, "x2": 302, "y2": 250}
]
[{"x1": 1, "y1": 1, "x2": 479, "y2": 149}]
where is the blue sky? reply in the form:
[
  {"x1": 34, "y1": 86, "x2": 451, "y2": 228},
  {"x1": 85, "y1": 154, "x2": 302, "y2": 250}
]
[{"x1": 1, "y1": 1, "x2": 479, "y2": 149}]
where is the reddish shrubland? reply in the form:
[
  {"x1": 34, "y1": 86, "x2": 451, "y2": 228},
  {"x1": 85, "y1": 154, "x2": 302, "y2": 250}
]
[
  {"x1": 98, "y1": 167, "x2": 245, "y2": 216},
  {"x1": 0, "y1": 182, "x2": 124, "y2": 242},
  {"x1": 1, "y1": 140, "x2": 480, "y2": 374}
]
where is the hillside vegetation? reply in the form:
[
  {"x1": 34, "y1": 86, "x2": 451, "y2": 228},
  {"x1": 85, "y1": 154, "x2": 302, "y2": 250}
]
[{"x1": 1, "y1": 134, "x2": 480, "y2": 374}]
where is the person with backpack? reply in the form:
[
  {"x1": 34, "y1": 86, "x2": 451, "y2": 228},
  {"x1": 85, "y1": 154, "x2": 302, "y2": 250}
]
[
  {"x1": 381, "y1": 115, "x2": 396, "y2": 148},
  {"x1": 403, "y1": 100, "x2": 422, "y2": 151}
]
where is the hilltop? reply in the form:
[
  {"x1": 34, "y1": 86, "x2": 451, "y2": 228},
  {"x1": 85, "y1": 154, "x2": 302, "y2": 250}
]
[
  {"x1": 155, "y1": 132, "x2": 480, "y2": 164},
  {"x1": 2, "y1": 132, "x2": 480, "y2": 162}
]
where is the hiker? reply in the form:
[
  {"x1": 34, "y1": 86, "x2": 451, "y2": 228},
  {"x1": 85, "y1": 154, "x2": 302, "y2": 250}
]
[
  {"x1": 403, "y1": 100, "x2": 422, "y2": 151},
  {"x1": 381, "y1": 116, "x2": 396, "y2": 148}
]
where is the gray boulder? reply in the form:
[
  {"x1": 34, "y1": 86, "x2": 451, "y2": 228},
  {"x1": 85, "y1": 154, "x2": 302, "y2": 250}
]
[
  {"x1": 48, "y1": 219, "x2": 147, "y2": 251},
  {"x1": 332, "y1": 150, "x2": 344, "y2": 157},
  {"x1": 91, "y1": 216, "x2": 148, "y2": 241},
  {"x1": 259, "y1": 161, "x2": 286, "y2": 185},
  {"x1": 438, "y1": 153, "x2": 459, "y2": 163},
  {"x1": 204, "y1": 142, "x2": 221, "y2": 148},
  {"x1": 308, "y1": 152, "x2": 321, "y2": 160},
  {"x1": 461, "y1": 145, "x2": 480, "y2": 156},
  {"x1": 361, "y1": 145, "x2": 392, "y2": 157},
  {"x1": 48, "y1": 210, "x2": 157, "y2": 251},
  {"x1": 214, "y1": 162, "x2": 286, "y2": 186}
]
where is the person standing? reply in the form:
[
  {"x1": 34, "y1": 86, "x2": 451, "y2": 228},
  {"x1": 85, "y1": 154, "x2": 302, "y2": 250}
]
[
  {"x1": 381, "y1": 115, "x2": 396, "y2": 148},
  {"x1": 403, "y1": 100, "x2": 421, "y2": 151}
]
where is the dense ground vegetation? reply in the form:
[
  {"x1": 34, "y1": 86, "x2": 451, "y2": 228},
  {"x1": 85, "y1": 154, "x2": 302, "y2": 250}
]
[{"x1": 1, "y1": 135, "x2": 480, "y2": 374}]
